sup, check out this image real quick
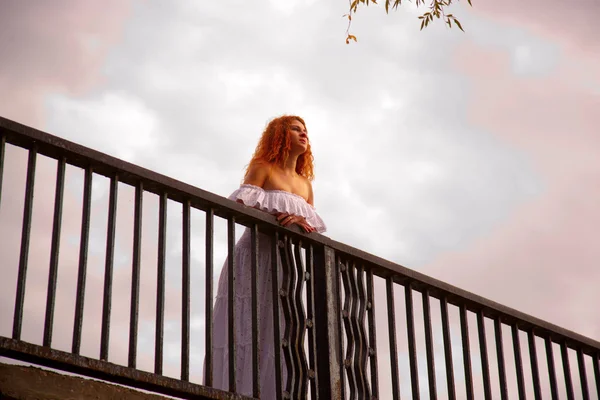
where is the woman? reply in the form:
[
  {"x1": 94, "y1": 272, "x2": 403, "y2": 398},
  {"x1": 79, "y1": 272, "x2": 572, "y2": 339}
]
[{"x1": 209, "y1": 115, "x2": 327, "y2": 397}]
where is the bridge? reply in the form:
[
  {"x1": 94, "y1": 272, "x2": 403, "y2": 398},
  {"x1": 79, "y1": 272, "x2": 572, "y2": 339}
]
[{"x1": 0, "y1": 116, "x2": 598, "y2": 399}]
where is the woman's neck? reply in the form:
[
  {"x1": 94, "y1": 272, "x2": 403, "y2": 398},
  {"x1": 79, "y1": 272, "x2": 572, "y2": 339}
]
[{"x1": 281, "y1": 154, "x2": 299, "y2": 176}]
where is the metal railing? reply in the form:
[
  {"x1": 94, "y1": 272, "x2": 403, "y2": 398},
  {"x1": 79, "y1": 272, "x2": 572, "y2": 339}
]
[{"x1": 0, "y1": 115, "x2": 599, "y2": 400}]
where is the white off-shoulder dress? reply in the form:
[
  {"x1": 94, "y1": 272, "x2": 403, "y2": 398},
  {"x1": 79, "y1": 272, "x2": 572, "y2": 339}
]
[{"x1": 209, "y1": 184, "x2": 327, "y2": 398}]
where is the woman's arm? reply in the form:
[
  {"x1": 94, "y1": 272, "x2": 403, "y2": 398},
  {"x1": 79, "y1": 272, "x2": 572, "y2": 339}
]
[
  {"x1": 243, "y1": 161, "x2": 269, "y2": 187},
  {"x1": 236, "y1": 162, "x2": 269, "y2": 205},
  {"x1": 236, "y1": 161, "x2": 270, "y2": 205},
  {"x1": 276, "y1": 178, "x2": 316, "y2": 233}
]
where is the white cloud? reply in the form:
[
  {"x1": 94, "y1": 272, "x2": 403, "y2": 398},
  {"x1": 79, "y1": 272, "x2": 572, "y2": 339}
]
[
  {"x1": 459, "y1": 9, "x2": 561, "y2": 77},
  {"x1": 268, "y1": 0, "x2": 319, "y2": 15},
  {"x1": 45, "y1": 91, "x2": 159, "y2": 163},
  {"x1": 511, "y1": 42, "x2": 560, "y2": 76},
  {"x1": 38, "y1": 0, "x2": 543, "y2": 270}
]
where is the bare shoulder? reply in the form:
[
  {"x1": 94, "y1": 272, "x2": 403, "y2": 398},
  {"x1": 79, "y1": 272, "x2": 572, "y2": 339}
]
[
  {"x1": 303, "y1": 176, "x2": 314, "y2": 206},
  {"x1": 244, "y1": 161, "x2": 271, "y2": 187}
]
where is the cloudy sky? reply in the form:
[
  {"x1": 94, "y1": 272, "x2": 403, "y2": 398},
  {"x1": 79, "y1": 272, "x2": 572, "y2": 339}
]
[{"x1": 1, "y1": 0, "x2": 599, "y2": 398}]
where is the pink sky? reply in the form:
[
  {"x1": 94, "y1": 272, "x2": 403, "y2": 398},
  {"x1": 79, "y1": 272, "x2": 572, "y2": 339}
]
[
  {"x1": 0, "y1": 0, "x2": 172, "y2": 375},
  {"x1": 0, "y1": 0, "x2": 134, "y2": 125},
  {"x1": 424, "y1": 0, "x2": 600, "y2": 339}
]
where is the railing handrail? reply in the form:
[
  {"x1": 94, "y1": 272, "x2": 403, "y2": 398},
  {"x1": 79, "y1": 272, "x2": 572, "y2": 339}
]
[{"x1": 1, "y1": 114, "x2": 599, "y2": 358}]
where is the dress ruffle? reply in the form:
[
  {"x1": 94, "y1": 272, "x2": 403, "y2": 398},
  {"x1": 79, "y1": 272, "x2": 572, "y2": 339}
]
[{"x1": 228, "y1": 184, "x2": 327, "y2": 233}]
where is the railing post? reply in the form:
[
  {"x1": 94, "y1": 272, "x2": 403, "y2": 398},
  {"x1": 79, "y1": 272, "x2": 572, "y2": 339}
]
[{"x1": 313, "y1": 245, "x2": 342, "y2": 400}]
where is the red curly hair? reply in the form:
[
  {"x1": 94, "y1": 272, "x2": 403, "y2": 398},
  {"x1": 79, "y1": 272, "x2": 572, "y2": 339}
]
[{"x1": 245, "y1": 115, "x2": 315, "y2": 181}]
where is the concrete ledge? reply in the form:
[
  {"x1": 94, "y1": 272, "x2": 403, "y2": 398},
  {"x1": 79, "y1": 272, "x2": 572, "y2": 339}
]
[
  {"x1": 0, "y1": 338, "x2": 250, "y2": 400},
  {"x1": 0, "y1": 362, "x2": 172, "y2": 400}
]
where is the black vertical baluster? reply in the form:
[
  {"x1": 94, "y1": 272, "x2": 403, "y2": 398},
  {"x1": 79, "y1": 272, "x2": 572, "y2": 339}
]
[
  {"x1": 155, "y1": 192, "x2": 167, "y2": 375},
  {"x1": 561, "y1": 342, "x2": 575, "y2": 400},
  {"x1": 251, "y1": 224, "x2": 260, "y2": 398},
  {"x1": 460, "y1": 305, "x2": 474, "y2": 400},
  {"x1": 43, "y1": 157, "x2": 65, "y2": 347},
  {"x1": 285, "y1": 237, "x2": 302, "y2": 398},
  {"x1": 577, "y1": 349, "x2": 590, "y2": 400},
  {"x1": 340, "y1": 259, "x2": 357, "y2": 400},
  {"x1": 355, "y1": 264, "x2": 370, "y2": 399},
  {"x1": 344, "y1": 259, "x2": 362, "y2": 400},
  {"x1": 305, "y1": 245, "x2": 319, "y2": 399},
  {"x1": 405, "y1": 283, "x2": 420, "y2": 400},
  {"x1": 271, "y1": 231, "x2": 283, "y2": 400},
  {"x1": 0, "y1": 134, "x2": 5, "y2": 205},
  {"x1": 528, "y1": 331, "x2": 542, "y2": 400},
  {"x1": 477, "y1": 311, "x2": 492, "y2": 400},
  {"x1": 338, "y1": 259, "x2": 346, "y2": 400},
  {"x1": 441, "y1": 296, "x2": 456, "y2": 400},
  {"x1": 293, "y1": 241, "x2": 309, "y2": 399},
  {"x1": 227, "y1": 217, "x2": 236, "y2": 393},
  {"x1": 278, "y1": 236, "x2": 297, "y2": 398},
  {"x1": 511, "y1": 325, "x2": 526, "y2": 400},
  {"x1": 181, "y1": 200, "x2": 191, "y2": 381},
  {"x1": 128, "y1": 182, "x2": 143, "y2": 368},
  {"x1": 280, "y1": 240, "x2": 294, "y2": 398},
  {"x1": 422, "y1": 290, "x2": 437, "y2": 400},
  {"x1": 494, "y1": 319, "x2": 508, "y2": 400},
  {"x1": 100, "y1": 175, "x2": 118, "y2": 361},
  {"x1": 545, "y1": 338, "x2": 559, "y2": 400},
  {"x1": 366, "y1": 269, "x2": 379, "y2": 400},
  {"x1": 387, "y1": 277, "x2": 401, "y2": 400},
  {"x1": 13, "y1": 147, "x2": 37, "y2": 340},
  {"x1": 72, "y1": 167, "x2": 93, "y2": 355},
  {"x1": 593, "y1": 353, "x2": 600, "y2": 399},
  {"x1": 203, "y1": 207, "x2": 213, "y2": 385},
  {"x1": 347, "y1": 260, "x2": 361, "y2": 400},
  {"x1": 313, "y1": 245, "x2": 341, "y2": 400}
]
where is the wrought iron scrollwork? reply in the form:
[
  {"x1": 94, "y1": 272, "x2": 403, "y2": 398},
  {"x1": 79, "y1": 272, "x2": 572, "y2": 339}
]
[
  {"x1": 276, "y1": 235, "x2": 315, "y2": 399},
  {"x1": 339, "y1": 257, "x2": 374, "y2": 399}
]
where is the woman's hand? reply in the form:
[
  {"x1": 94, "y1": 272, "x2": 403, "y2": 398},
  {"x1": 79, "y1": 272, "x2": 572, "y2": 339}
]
[{"x1": 275, "y1": 213, "x2": 316, "y2": 233}]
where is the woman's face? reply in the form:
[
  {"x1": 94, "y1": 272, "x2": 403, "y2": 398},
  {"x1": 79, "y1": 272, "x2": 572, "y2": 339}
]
[{"x1": 288, "y1": 120, "x2": 308, "y2": 153}]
